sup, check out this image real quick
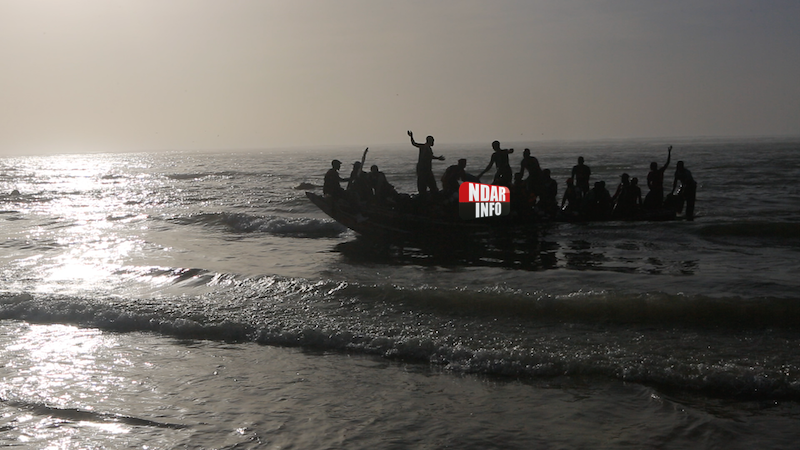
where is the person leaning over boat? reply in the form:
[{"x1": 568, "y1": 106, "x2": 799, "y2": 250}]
[
  {"x1": 408, "y1": 130, "x2": 445, "y2": 199},
  {"x1": 323, "y1": 159, "x2": 350, "y2": 199},
  {"x1": 441, "y1": 158, "x2": 479, "y2": 199},
  {"x1": 368, "y1": 165, "x2": 399, "y2": 205},
  {"x1": 672, "y1": 160, "x2": 697, "y2": 220}
]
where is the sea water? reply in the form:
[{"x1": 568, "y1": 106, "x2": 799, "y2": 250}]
[{"x1": 1, "y1": 137, "x2": 799, "y2": 448}]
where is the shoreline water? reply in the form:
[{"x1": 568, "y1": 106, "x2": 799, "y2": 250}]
[{"x1": 2, "y1": 137, "x2": 800, "y2": 447}]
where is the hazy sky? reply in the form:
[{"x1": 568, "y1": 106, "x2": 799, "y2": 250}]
[{"x1": 1, "y1": 0, "x2": 798, "y2": 155}]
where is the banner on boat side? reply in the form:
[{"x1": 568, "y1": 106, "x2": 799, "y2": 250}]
[{"x1": 458, "y1": 182, "x2": 511, "y2": 220}]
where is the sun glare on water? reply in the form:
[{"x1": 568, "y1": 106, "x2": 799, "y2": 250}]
[{"x1": 6, "y1": 154, "x2": 154, "y2": 294}]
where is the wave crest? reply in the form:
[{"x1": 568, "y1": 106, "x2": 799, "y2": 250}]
[{"x1": 169, "y1": 212, "x2": 346, "y2": 237}]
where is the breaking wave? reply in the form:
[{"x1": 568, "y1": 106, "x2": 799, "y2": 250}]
[
  {"x1": 2, "y1": 276, "x2": 800, "y2": 401},
  {"x1": 167, "y1": 212, "x2": 346, "y2": 237}
]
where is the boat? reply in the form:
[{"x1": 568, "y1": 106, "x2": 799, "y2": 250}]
[
  {"x1": 306, "y1": 192, "x2": 512, "y2": 241},
  {"x1": 306, "y1": 191, "x2": 677, "y2": 242}
]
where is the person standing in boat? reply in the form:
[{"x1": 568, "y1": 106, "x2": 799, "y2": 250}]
[
  {"x1": 323, "y1": 159, "x2": 349, "y2": 199},
  {"x1": 408, "y1": 130, "x2": 445, "y2": 198},
  {"x1": 477, "y1": 141, "x2": 514, "y2": 187},
  {"x1": 611, "y1": 173, "x2": 636, "y2": 218},
  {"x1": 571, "y1": 156, "x2": 591, "y2": 199},
  {"x1": 539, "y1": 169, "x2": 559, "y2": 217},
  {"x1": 672, "y1": 160, "x2": 697, "y2": 220},
  {"x1": 644, "y1": 145, "x2": 672, "y2": 209},
  {"x1": 517, "y1": 148, "x2": 543, "y2": 200}
]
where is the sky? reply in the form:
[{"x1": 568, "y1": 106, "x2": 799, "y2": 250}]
[{"x1": 1, "y1": 0, "x2": 799, "y2": 155}]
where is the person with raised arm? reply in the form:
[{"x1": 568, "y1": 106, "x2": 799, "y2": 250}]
[
  {"x1": 644, "y1": 145, "x2": 672, "y2": 209},
  {"x1": 408, "y1": 131, "x2": 445, "y2": 198}
]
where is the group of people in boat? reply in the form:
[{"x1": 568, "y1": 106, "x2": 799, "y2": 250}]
[{"x1": 323, "y1": 132, "x2": 697, "y2": 221}]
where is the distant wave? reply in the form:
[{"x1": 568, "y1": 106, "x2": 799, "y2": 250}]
[
  {"x1": 0, "y1": 192, "x2": 52, "y2": 204},
  {"x1": 164, "y1": 170, "x2": 269, "y2": 181},
  {"x1": 168, "y1": 212, "x2": 346, "y2": 237}
]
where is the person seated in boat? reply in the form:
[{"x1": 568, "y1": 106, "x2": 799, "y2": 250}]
[
  {"x1": 611, "y1": 173, "x2": 637, "y2": 218},
  {"x1": 368, "y1": 164, "x2": 398, "y2": 205},
  {"x1": 630, "y1": 177, "x2": 643, "y2": 211},
  {"x1": 561, "y1": 178, "x2": 580, "y2": 215},
  {"x1": 581, "y1": 180, "x2": 612, "y2": 220},
  {"x1": 323, "y1": 159, "x2": 349, "y2": 199},
  {"x1": 510, "y1": 172, "x2": 534, "y2": 216},
  {"x1": 517, "y1": 148, "x2": 543, "y2": 201},
  {"x1": 477, "y1": 141, "x2": 514, "y2": 188},
  {"x1": 571, "y1": 156, "x2": 591, "y2": 199},
  {"x1": 408, "y1": 130, "x2": 445, "y2": 199},
  {"x1": 347, "y1": 161, "x2": 373, "y2": 203},
  {"x1": 538, "y1": 169, "x2": 559, "y2": 218},
  {"x1": 672, "y1": 160, "x2": 697, "y2": 220},
  {"x1": 644, "y1": 145, "x2": 672, "y2": 210}
]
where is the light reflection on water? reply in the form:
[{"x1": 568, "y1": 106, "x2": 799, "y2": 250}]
[
  {"x1": 0, "y1": 323, "x2": 195, "y2": 448},
  {"x1": 5, "y1": 325, "x2": 116, "y2": 410}
]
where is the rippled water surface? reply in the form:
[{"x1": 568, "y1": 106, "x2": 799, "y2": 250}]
[{"x1": 1, "y1": 138, "x2": 800, "y2": 448}]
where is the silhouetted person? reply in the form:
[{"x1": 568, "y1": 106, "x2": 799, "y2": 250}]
[
  {"x1": 672, "y1": 160, "x2": 697, "y2": 220},
  {"x1": 442, "y1": 158, "x2": 478, "y2": 198},
  {"x1": 630, "y1": 177, "x2": 643, "y2": 210},
  {"x1": 644, "y1": 145, "x2": 672, "y2": 209},
  {"x1": 368, "y1": 165, "x2": 397, "y2": 204},
  {"x1": 347, "y1": 161, "x2": 372, "y2": 203},
  {"x1": 323, "y1": 159, "x2": 349, "y2": 199},
  {"x1": 518, "y1": 148, "x2": 543, "y2": 199},
  {"x1": 478, "y1": 140, "x2": 514, "y2": 187},
  {"x1": 581, "y1": 181, "x2": 612, "y2": 220},
  {"x1": 347, "y1": 161, "x2": 365, "y2": 188},
  {"x1": 539, "y1": 169, "x2": 558, "y2": 217},
  {"x1": 571, "y1": 156, "x2": 591, "y2": 198},
  {"x1": 561, "y1": 178, "x2": 580, "y2": 214},
  {"x1": 510, "y1": 172, "x2": 532, "y2": 215},
  {"x1": 408, "y1": 130, "x2": 445, "y2": 198},
  {"x1": 612, "y1": 173, "x2": 636, "y2": 218}
]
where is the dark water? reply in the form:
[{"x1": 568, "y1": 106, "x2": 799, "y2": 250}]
[{"x1": 1, "y1": 137, "x2": 799, "y2": 448}]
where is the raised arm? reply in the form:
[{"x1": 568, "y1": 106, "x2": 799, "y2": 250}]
[
  {"x1": 407, "y1": 130, "x2": 420, "y2": 148},
  {"x1": 661, "y1": 145, "x2": 672, "y2": 173}
]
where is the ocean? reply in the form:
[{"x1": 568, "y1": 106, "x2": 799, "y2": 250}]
[{"x1": 1, "y1": 137, "x2": 799, "y2": 449}]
